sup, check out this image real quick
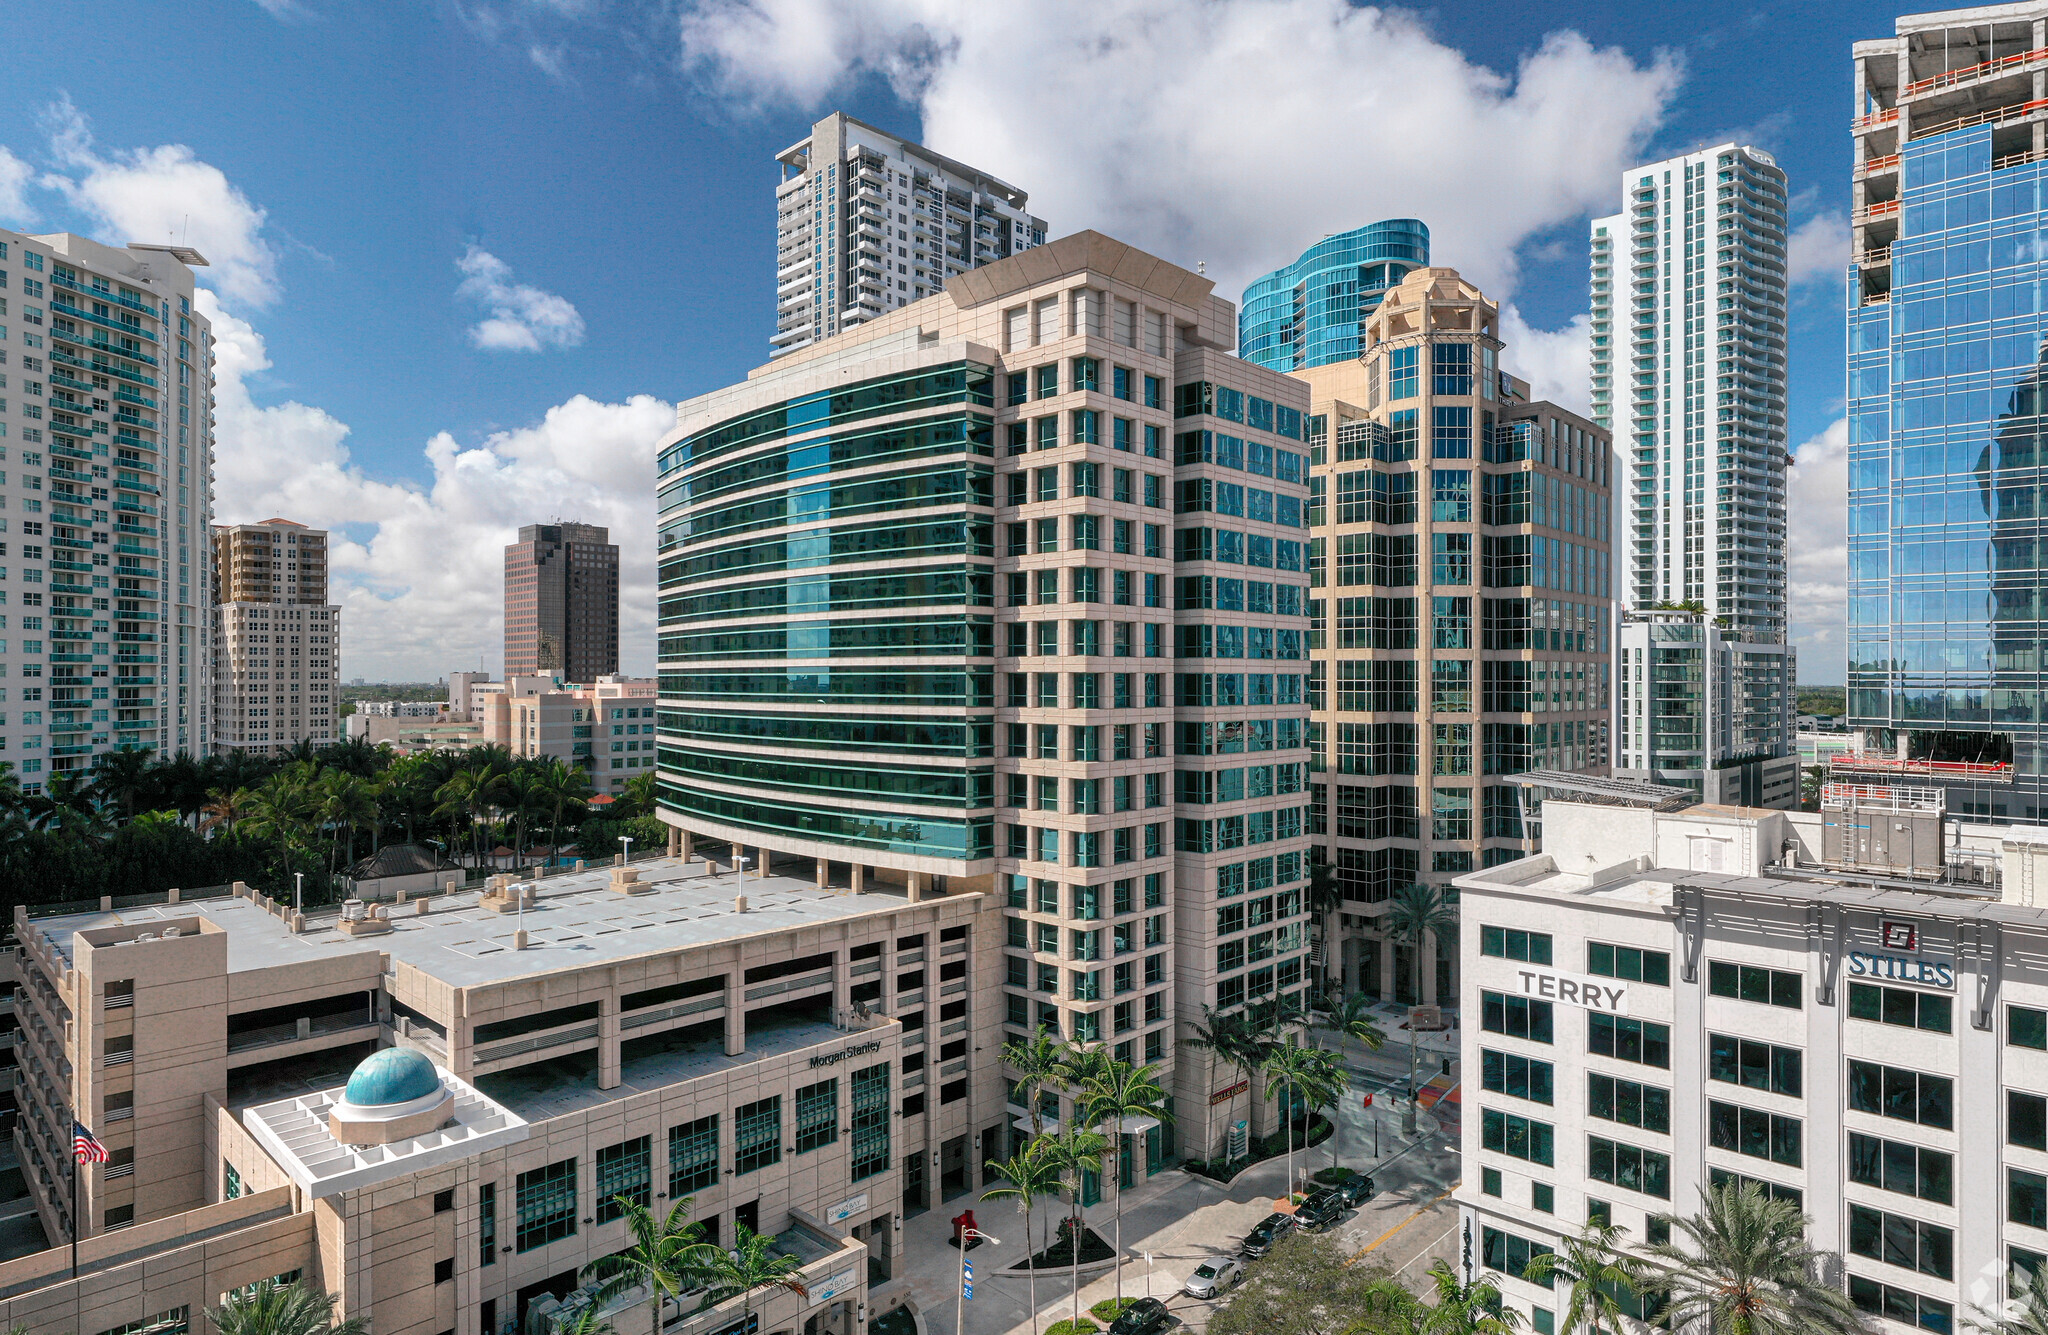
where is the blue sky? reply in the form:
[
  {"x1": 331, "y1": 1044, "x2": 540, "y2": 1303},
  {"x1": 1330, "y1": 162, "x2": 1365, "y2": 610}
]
[{"x1": 0, "y1": 1, "x2": 1912, "y2": 680}]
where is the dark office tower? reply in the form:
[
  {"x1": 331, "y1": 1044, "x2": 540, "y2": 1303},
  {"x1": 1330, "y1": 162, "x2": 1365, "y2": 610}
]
[{"x1": 504, "y1": 523, "x2": 618, "y2": 683}]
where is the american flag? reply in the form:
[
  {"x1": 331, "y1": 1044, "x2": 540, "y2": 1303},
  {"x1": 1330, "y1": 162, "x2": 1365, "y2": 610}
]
[{"x1": 72, "y1": 1122, "x2": 108, "y2": 1165}]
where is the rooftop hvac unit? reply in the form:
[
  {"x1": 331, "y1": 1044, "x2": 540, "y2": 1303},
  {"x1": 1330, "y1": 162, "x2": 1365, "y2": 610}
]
[{"x1": 1820, "y1": 783, "x2": 1947, "y2": 878}]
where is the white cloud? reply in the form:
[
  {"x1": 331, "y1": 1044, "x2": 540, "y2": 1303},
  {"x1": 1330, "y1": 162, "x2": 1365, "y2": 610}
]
[
  {"x1": 1500, "y1": 304, "x2": 1592, "y2": 417},
  {"x1": 250, "y1": 0, "x2": 314, "y2": 18},
  {"x1": 1787, "y1": 417, "x2": 1848, "y2": 683},
  {"x1": 0, "y1": 147, "x2": 34, "y2": 226},
  {"x1": 679, "y1": 0, "x2": 1683, "y2": 301},
  {"x1": 203, "y1": 289, "x2": 671, "y2": 680},
  {"x1": 1787, "y1": 211, "x2": 1850, "y2": 289},
  {"x1": 37, "y1": 97, "x2": 282, "y2": 306},
  {"x1": 455, "y1": 245, "x2": 586, "y2": 352}
]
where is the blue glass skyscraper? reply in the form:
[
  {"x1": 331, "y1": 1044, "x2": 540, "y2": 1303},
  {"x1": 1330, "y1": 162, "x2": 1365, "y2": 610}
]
[
  {"x1": 1238, "y1": 220, "x2": 1430, "y2": 372},
  {"x1": 1846, "y1": 7, "x2": 2048, "y2": 818}
]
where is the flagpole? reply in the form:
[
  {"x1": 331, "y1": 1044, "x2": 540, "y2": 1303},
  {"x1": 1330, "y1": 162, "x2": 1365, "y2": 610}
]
[{"x1": 68, "y1": 1150, "x2": 77, "y2": 1280}]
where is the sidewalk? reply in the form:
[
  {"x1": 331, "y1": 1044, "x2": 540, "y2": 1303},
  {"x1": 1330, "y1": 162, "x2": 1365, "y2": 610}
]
[{"x1": 889, "y1": 1096, "x2": 1451, "y2": 1335}]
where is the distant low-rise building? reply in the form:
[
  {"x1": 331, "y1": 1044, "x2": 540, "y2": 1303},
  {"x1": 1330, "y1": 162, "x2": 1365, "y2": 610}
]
[{"x1": 481, "y1": 674, "x2": 656, "y2": 794}]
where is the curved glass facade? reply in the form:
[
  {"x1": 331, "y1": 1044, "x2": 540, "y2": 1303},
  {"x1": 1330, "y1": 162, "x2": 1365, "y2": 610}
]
[
  {"x1": 657, "y1": 361, "x2": 1001, "y2": 861},
  {"x1": 1238, "y1": 220, "x2": 1430, "y2": 372}
]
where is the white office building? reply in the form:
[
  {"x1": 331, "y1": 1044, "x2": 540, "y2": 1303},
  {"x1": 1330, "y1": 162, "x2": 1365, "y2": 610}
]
[
  {"x1": 771, "y1": 112, "x2": 1046, "y2": 357},
  {"x1": 1457, "y1": 784, "x2": 2048, "y2": 1335},
  {"x1": 0, "y1": 230, "x2": 215, "y2": 787}
]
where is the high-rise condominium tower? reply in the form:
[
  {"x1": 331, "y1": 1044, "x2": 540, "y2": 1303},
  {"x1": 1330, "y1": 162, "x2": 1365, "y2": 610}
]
[
  {"x1": 660, "y1": 231, "x2": 1315, "y2": 1161},
  {"x1": 503, "y1": 522, "x2": 618, "y2": 683},
  {"x1": 1237, "y1": 218, "x2": 1432, "y2": 373},
  {"x1": 0, "y1": 230, "x2": 214, "y2": 789},
  {"x1": 771, "y1": 112, "x2": 1047, "y2": 358},
  {"x1": 1592, "y1": 144, "x2": 1788, "y2": 633},
  {"x1": 1288, "y1": 267, "x2": 1614, "y2": 1005},
  {"x1": 1592, "y1": 146, "x2": 1797, "y2": 804},
  {"x1": 210, "y1": 519, "x2": 338, "y2": 754},
  {"x1": 1846, "y1": 3, "x2": 2048, "y2": 820}
]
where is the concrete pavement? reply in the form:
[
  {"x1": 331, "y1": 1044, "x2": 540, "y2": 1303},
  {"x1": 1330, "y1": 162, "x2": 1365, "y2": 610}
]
[{"x1": 880, "y1": 1023, "x2": 1462, "y2": 1335}]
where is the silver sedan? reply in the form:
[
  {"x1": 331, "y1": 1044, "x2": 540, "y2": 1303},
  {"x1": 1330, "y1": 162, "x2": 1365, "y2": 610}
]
[{"x1": 1183, "y1": 1255, "x2": 1245, "y2": 1299}]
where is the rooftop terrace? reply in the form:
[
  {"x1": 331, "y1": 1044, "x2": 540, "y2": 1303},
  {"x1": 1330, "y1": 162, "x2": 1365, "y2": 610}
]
[{"x1": 29, "y1": 858, "x2": 926, "y2": 990}]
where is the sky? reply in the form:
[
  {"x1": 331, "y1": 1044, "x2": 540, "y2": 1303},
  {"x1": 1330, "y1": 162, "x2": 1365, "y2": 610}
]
[{"x1": 0, "y1": 0, "x2": 1907, "y2": 682}]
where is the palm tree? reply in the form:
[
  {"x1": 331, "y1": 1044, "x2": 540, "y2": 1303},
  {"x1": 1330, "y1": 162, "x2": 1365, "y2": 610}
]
[
  {"x1": 435, "y1": 761, "x2": 507, "y2": 867},
  {"x1": 27, "y1": 769, "x2": 102, "y2": 835},
  {"x1": 244, "y1": 764, "x2": 321, "y2": 865},
  {"x1": 1304, "y1": 855, "x2": 1344, "y2": 993},
  {"x1": 1262, "y1": 1043, "x2": 1344, "y2": 1197},
  {"x1": 1800, "y1": 764, "x2": 1828, "y2": 812},
  {"x1": 204, "y1": 1277, "x2": 367, "y2": 1335},
  {"x1": 558, "y1": 1309, "x2": 616, "y2": 1335},
  {"x1": 1314, "y1": 991, "x2": 1385, "y2": 1170},
  {"x1": 1047, "y1": 1127, "x2": 1111, "y2": 1327},
  {"x1": 320, "y1": 771, "x2": 379, "y2": 879},
  {"x1": 1385, "y1": 881, "x2": 1457, "y2": 1134},
  {"x1": 619, "y1": 770, "x2": 658, "y2": 819},
  {"x1": 1524, "y1": 1218, "x2": 1646, "y2": 1335},
  {"x1": 1973, "y1": 1261, "x2": 2048, "y2": 1335},
  {"x1": 581, "y1": 1197, "x2": 720, "y2": 1335},
  {"x1": 694, "y1": 1223, "x2": 809, "y2": 1330},
  {"x1": 1646, "y1": 1181, "x2": 1865, "y2": 1335},
  {"x1": 1004, "y1": 1032, "x2": 1075, "y2": 1138},
  {"x1": 202, "y1": 786, "x2": 258, "y2": 838},
  {"x1": 1418, "y1": 1258, "x2": 1522, "y2": 1335},
  {"x1": 531, "y1": 757, "x2": 592, "y2": 860},
  {"x1": 1077, "y1": 1053, "x2": 1171, "y2": 1305},
  {"x1": 89, "y1": 744, "x2": 158, "y2": 824},
  {"x1": 983, "y1": 1140, "x2": 1065, "y2": 1335},
  {"x1": 1188, "y1": 1005, "x2": 1259, "y2": 1163}
]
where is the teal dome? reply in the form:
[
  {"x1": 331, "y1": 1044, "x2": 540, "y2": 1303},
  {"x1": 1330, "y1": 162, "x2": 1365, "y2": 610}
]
[{"x1": 343, "y1": 1048, "x2": 441, "y2": 1107}]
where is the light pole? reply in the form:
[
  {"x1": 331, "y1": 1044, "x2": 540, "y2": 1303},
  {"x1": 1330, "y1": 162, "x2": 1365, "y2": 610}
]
[
  {"x1": 737, "y1": 855, "x2": 751, "y2": 889},
  {"x1": 618, "y1": 834, "x2": 633, "y2": 866},
  {"x1": 955, "y1": 1227, "x2": 998, "y2": 1335},
  {"x1": 293, "y1": 871, "x2": 303, "y2": 916}
]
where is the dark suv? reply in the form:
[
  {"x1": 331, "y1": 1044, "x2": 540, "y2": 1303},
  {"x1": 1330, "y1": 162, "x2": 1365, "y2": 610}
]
[
  {"x1": 1107, "y1": 1298, "x2": 1172, "y2": 1335},
  {"x1": 1295, "y1": 1188, "x2": 1347, "y2": 1230},
  {"x1": 1241, "y1": 1212, "x2": 1299, "y2": 1257},
  {"x1": 1337, "y1": 1174, "x2": 1377, "y2": 1207}
]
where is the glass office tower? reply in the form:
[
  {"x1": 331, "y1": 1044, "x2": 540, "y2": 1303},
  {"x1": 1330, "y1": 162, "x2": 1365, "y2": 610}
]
[
  {"x1": 657, "y1": 231, "x2": 1315, "y2": 1159},
  {"x1": 1847, "y1": 6, "x2": 2048, "y2": 820},
  {"x1": 1238, "y1": 220, "x2": 1431, "y2": 373}
]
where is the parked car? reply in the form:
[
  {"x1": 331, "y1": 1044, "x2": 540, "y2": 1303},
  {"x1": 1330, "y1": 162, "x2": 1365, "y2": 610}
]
[
  {"x1": 1336, "y1": 1174, "x2": 1377, "y2": 1208},
  {"x1": 1295, "y1": 1188, "x2": 1347, "y2": 1230},
  {"x1": 1183, "y1": 1256, "x2": 1245, "y2": 1299},
  {"x1": 1107, "y1": 1297, "x2": 1173, "y2": 1335},
  {"x1": 1240, "y1": 1212, "x2": 1299, "y2": 1258}
]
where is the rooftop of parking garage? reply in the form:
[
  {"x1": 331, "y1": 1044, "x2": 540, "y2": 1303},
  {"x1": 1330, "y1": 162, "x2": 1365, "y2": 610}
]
[{"x1": 30, "y1": 859, "x2": 928, "y2": 989}]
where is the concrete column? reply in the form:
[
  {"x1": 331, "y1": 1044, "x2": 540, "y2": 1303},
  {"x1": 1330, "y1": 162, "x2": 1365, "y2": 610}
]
[
  {"x1": 1421, "y1": 931, "x2": 1440, "y2": 1008},
  {"x1": 1341, "y1": 937, "x2": 1359, "y2": 996},
  {"x1": 681, "y1": 831, "x2": 694, "y2": 862},
  {"x1": 666, "y1": 826, "x2": 682, "y2": 857},
  {"x1": 724, "y1": 971, "x2": 746, "y2": 1057},
  {"x1": 816, "y1": 858, "x2": 829, "y2": 890},
  {"x1": 852, "y1": 864, "x2": 867, "y2": 896},
  {"x1": 907, "y1": 872, "x2": 925, "y2": 903},
  {"x1": 832, "y1": 950, "x2": 851, "y2": 1026},
  {"x1": 598, "y1": 989, "x2": 621, "y2": 1090},
  {"x1": 1378, "y1": 929, "x2": 1397, "y2": 1002}
]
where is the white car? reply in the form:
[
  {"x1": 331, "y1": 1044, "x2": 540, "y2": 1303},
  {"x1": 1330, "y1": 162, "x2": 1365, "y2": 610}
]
[{"x1": 1183, "y1": 1255, "x2": 1245, "y2": 1299}]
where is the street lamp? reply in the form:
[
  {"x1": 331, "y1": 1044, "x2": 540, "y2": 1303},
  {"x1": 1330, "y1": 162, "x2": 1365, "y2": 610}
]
[
  {"x1": 618, "y1": 834, "x2": 633, "y2": 866},
  {"x1": 955, "y1": 1227, "x2": 999, "y2": 1335},
  {"x1": 293, "y1": 871, "x2": 303, "y2": 916}
]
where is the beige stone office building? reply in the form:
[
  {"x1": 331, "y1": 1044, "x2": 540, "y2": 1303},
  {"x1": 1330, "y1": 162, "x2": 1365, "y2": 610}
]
[
  {"x1": 658, "y1": 231, "x2": 1317, "y2": 1163},
  {"x1": 3, "y1": 855, "x2": 996, "y2": 1335},
  {"x1": 211, "y1": 518, "x2": 339, "y2": 754},
  {"x1": 1290, "y1": 268, "x2": 1614, "y2": 1008}
]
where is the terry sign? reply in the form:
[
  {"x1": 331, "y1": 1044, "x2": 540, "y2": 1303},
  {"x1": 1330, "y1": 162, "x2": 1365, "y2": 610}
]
[{"x1": 1515, "y1": 966, "x2": 1629, "y2": 1014}]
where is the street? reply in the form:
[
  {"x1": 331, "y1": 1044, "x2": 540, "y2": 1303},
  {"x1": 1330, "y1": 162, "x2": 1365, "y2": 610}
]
[{"x1": 884, "y1": 1011, "x2": 1464, "y2": 1335}]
